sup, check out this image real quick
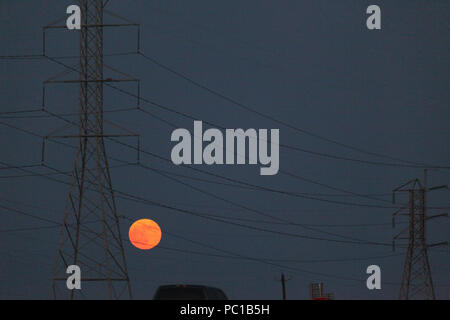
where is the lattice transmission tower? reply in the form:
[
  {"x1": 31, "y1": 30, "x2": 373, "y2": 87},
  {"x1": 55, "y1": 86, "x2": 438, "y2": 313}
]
[
  {"x1": 46, "y1": 0, "x2": 140, "y2": 299},
  {"x1": 392, "y1": 176, "x2": 448, "y2": 300}
]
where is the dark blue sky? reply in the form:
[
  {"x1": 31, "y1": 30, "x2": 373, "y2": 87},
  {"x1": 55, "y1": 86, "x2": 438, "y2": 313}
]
[{"x1": 0, "y1": 0, "x2": 448, "y2": 299}]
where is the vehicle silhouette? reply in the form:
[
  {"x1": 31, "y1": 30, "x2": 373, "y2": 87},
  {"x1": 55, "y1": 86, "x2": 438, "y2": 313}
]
[{"x1": 153, "y1": 284, "x2": 228, "y2": 300}]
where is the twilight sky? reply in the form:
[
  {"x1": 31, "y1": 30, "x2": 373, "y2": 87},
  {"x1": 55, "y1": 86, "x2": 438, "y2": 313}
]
[{"x1": 0, "y1": 0, "x2": 448, "y2": 299}]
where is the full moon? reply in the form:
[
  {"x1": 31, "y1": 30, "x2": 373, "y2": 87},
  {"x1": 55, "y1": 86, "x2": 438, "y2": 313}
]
[{"x1": 128, "y1": 219, "x2": 162, "y2": 250}]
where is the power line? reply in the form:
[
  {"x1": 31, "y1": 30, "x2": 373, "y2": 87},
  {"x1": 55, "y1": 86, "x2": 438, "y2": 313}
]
[
  {"x1": 113, "y1": 81, "x2": 450, "y2": 169},
  {"x1": 156, "y1": 244, "x2": 403, "y2": 264},
  {"x1": 148, "y1": 220, "x2": 399, "y2": 284},
  {"x1": 0, "y1": 163, "x2": 134, "y2": 179},
  {"x1": 0, "y1": 203, "x2": 61, "y2": 226},
  {"x1": 0, "y1": 192, "x2": 399, "y2": 278},
  {"x1": 1, "y1": 156, "x2": 397, "y2": 252},
  {"x1": 136, "y1": 162, "x2": 390, "y2": 244},
  {"x1": 0, "y1": 156, "x2": 393, "y2": 247},
  {"x1": 0, "y1": 198, "x2": 402, "y2": 285},
  {"x1": 112, "y1": 186, "x2": 392, "y2": 247},
  {"x1": 118, "y1": 215, "x2": 383, "y2": 283},
  {"x1": 0, "y1": 52, "x2": 136, "y2": 61},
  {"x1": 43, "y1": 54, "x2": 450, "y2": 169},
  {"x1": 7, "y1": 99, "x2": 398, "y2": 208},
  {"x1": 0, "y1": 194, "x2": 397, "y2": 229},
  {"x1": 0, "y1": 107, "x2": 138, "y2": 119},
  {"x1": 0, "y1": 108, "x2": 42, "y2": 116},
  {"x1": 117, "y1": 128, "x2": 410, "y2": 208},
  {"x1": 112, "y1": 137, "x2": 405, "y2": 209},
  {"x1": 137, "y1": 51, "x2": 449, "y2": 169},
  {"x1": 126, "y1": 164, "x2": 394, "y2": 199},
  {"x1": 0, "y1": 70, "x2": 442, "y2": 249},
  {"x1": 3, "y1": 117, "x2": 448, "y2": 211},
  {"x1": 0, "y1": 163, "x2": 42, "y2": 171},
  {"x1": 45, "y1": 159, "x2": 395, "y2": 247},
  {"x1": 130, "y1": 107, "x2": 392, "y2": 204},
  {"x1": 0, "y1": 54, "x2": 43, "y2": 61},
  {"x1": 35, "y1": 57, "x2": 450, "y2": 238}
]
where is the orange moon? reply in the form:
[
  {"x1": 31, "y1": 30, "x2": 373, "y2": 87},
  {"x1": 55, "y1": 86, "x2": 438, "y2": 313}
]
[{"x1": 128, "y1": 219, "x2": 162, "y2": 250}]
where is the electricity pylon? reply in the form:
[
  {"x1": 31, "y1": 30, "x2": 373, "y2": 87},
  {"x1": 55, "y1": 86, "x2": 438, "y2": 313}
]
[
  {"x1": 48, "y1": 0, "x2": 135, "y2": 299},
  {"x1": 392, "y1": 176, "x2": 448, "y2": 300}
]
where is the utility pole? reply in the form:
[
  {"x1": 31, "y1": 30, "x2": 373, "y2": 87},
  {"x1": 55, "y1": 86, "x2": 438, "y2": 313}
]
[
  {"x1": 45, "y1": 0, "x2": 139, "y2": 299},
  {"x1": 277, "y1": 273, "x2": 291, "y2": 300},
  {"x1": 281, "y1": 273, "x2": 286, "y2": 300},
  {"x1": 392, "y1": 177, "x2": 448, "y2": 300}
]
